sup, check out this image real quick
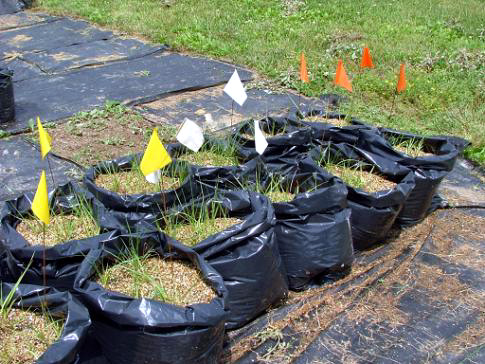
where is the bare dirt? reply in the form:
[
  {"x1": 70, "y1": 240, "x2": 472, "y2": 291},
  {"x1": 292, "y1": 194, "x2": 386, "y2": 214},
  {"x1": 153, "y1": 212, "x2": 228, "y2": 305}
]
[{"x1": 99, "y1": 256, "x2": 217, "y2": 306}]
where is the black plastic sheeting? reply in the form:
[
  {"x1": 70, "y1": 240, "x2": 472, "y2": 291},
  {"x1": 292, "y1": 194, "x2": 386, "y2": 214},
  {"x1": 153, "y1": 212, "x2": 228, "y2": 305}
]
[
  {"x1": 309, "y1": 144, "x2": 416, "y2": 250},
  {"x1": 232, "y1": 115, "x2": 313, "y2": 163},
  {"x1": 268, "y1": 157, "x2": 354, "y2": 290},
  {"x1": 0, "y1": 182, "x2": 122, "y2": 289},
  {"x1": 189, "y1": 158, "x2": 354, "y2": 291},
  {"x1": 170, "y1": 190, "x2": 289, "y2": 329},
  {"x1": 73, "y1": 232, "x2": 228, "y2": 364},
  {"x1": 0, "y1": 282, "x2": 91, "y2": 364},
  {"x1": 0, "y1": 67, "x2": 15, "y2": 123},
  {"x1": 85, "y1": 162, "x2": 290, "y2": 330},
  {"x1": 299, "y1": 109, "x2": 376, "y2": 145},
  {"x1": 84, "y1": 154, "x2": 203, "y2": 215},
  {"x1": 347, "y1": 128, "x2": 462, "y2": 226}
]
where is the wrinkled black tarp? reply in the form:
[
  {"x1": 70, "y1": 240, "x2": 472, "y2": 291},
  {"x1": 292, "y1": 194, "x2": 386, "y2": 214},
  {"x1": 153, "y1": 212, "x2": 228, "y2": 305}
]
[
  {"x1": 84, "y1": 154, "x2": 203, "y2": 214},
  {"x1": 0, "y1": 68, "x2": 15, "y2": 123},
  {"x1": 0, "y1": 282, "x2": 91, "y2": 364},
  {"x1": 73, "y1": 232, "x2": 228, "y2": 364},
  {"x1": 309, "y1": 144, "x2": 416, "y2": 250},
  {"x1": 231, "y1": 116, "x2": 313, "y2": 162},
  {"x1": 350, "y1": 129, "x2": 461, "y2": 226},
  {"x1": 0, "y1": 182, "x2": 120, "y2": 289},
  {"x1": 191, "y1": 158, "x2": 354, "y2": 291},
  {"x1": 167, "y1": 190, "x2": 289, "y2": 329}
]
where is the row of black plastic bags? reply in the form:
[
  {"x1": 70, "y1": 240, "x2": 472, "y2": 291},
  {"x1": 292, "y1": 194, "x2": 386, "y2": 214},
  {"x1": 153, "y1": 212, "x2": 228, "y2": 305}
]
[{"x1": 0, "y1": 109, "x2": 467, "y2": 363}]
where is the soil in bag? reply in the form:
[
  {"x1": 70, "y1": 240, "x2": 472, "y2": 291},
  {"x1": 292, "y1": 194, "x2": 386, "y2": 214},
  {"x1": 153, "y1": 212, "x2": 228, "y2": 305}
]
[
  {"x1": 84, "y1": 153, "x2": 201, "y2": 214},
  {"x1": 73, "y1": 232, "x2": 227, "y2": 364},
  {"x1": 0, "y1": 182, "x2": 121, "y2": 290},
  {"x1": 0, "y1": 283, "x2": 91, "y2": 364},
  {"x1": 161, "y1": 190, "x2": 289, "y2": 329}
]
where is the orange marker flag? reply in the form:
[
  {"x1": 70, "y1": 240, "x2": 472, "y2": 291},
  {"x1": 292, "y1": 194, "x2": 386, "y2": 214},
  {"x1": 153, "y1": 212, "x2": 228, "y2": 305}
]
[
  {"x1": 396, "y1": 63, "x2": 407, "y2": 92},
  {"x1": 334, "y1": 59, "x2": 352, "y2": 92},
  {"x1": 300, "y1": 52, "x2": 309, "y2": 83},
  {"x1": 360, "y1": 47, "x2": 374, "y2": 68}
]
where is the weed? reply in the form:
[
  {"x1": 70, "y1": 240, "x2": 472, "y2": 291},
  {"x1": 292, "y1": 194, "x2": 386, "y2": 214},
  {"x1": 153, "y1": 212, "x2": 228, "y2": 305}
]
[
  {"x1": 386, "y1": 135, "x2": 434, "y2": 158},
  {"x1": 15, "y1": 195, "x2": 99, "y2": 245},
  {"x1": 95, "y1": 159, "x2": 188, "y2": 195},
  {"x1": 97, "y1": 247, "x2": 216, "y2": 305},
  {"x1": 163, "y1": 200, "x2": 241, "y2": 246},
  {"x1": 317, "y1": 150, "x2": 396, "y2": 192}
]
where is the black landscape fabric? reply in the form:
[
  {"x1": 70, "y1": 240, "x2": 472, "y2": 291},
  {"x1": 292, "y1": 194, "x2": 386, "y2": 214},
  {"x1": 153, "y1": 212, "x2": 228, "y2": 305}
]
[
  {"x1": 0, "y1": 67, "x2": 15, "y2": 123},
  {"x1": 170, "y1": 190, "x2": 289, "y2": 329},
  {"x1": 0, "y1": 137, "x2": 84, "y2": 202},
  {"x1": 1, "y1": 51, "x2": 252, "y2": 133},
  {"x1": 73, "y1": 232, "x2": 228, "y2": 364},
  {"x1": 0, "y1": 182, "x2": 122, "y2": 289},
  {"x1": 309, "y1": 144, "x2": 416, "y2": 250},
  {"x1": 0, "y1": 0, "x2": 30, "y2": 14},
  {"x1": 0, "y1": 282, "x2": 91, "y2": 364}
]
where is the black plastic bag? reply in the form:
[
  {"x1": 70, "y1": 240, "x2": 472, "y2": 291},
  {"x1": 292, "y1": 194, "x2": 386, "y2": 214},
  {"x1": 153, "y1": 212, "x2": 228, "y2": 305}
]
[
  {"x1": 349, "y1": 128, "x2": 460, "y2": 226},
  {"x1": 267, "y1": 157, "x2": 354, "y2": 290},
  {"x1": 0, "y1": 282, "x2": 91, "y2": 364},
  {"x1": 0, "y1": 68, "x2": 15, "y2": 123},
  {"x1": 299, "y1": 109, "x2": 377, "y2": 145},
  {"x1": 192, "y1": 158, "x2": 354, "y2": 291},
  {"x1": 84, "y1": 154, "x2": 204, "y2": 214},
  {"x1": 231, "y1": 115, "x2": 313, "y2": 162},
  {"x1": 73, "y1": 231, "x2": 228, "y2": 364},
  {"x1": 308, "y1": 144, "x2": 416, "y2": 250},
  {"x1": 0, "y1": 182, "x2": 121, "y2": 290},
  {"x1": 165, "y1": 189, "x2": 289, "y2": 329}
]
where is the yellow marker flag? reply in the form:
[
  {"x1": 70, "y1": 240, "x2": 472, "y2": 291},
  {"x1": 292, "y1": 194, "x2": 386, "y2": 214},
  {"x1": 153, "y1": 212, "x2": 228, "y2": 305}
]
[
  {"x1": 140, "y1": 128, "x2": 172, "y2": 177},
  {"x1": 31, "y1": 170, "x2": 50, "y2": 225},
  {"x1": 37, "y1": 117, "x2": 52, "y2": 159}
]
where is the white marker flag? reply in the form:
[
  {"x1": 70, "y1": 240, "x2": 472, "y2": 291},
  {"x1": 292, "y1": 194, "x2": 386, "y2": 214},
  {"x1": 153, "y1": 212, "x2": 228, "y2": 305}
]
[
  {"x1": 223, "y1": 69, "x2": 247, "y2": 107},
  {"x1": 254, "y1": 120, "x2": 268, "y2": 155},
  {"x1": 176, "y1": 118, "x2": 205, "y2": 152},
  {"x1": 145, "y1": 169, "x2": 161, "y2": 184}
]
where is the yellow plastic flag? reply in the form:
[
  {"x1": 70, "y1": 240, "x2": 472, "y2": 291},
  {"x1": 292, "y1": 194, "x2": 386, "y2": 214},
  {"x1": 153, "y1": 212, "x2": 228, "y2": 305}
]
[
  {"x1": 140, "y1": 128, "x2": 172, "y2": 177},
  {"x1": 31, "y1": 170, "x2": 50, "y2": 225},
  {"x1": 37, "y1": 117, "x2": 52, "y2": 159}
]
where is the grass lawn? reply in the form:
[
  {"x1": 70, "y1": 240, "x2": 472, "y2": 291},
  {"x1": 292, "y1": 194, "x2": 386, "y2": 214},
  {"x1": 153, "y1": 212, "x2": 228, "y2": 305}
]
[{"x1": 36, "y1": 0, "x2": 484, "y2": 163}]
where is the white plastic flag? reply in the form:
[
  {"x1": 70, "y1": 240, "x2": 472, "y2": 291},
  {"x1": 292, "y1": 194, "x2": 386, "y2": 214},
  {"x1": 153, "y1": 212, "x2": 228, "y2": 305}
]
[
  {"x1": 223, "y1": 70, "x2": 247, "y2": 107},
  {"x1": 176, "y1": 118, "x2": 205, "y2": 152},
  {"x1": 145, "y1": 169, "x2": 161, "y2": 184},
  {"x1": 254, "y1": 120, "x2": 268, "y2": 155}
]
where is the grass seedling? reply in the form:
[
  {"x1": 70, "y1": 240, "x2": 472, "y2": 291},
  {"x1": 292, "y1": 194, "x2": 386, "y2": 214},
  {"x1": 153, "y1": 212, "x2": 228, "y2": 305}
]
[
  {"x1": 15, "y1": 195, "x2": 99, "y2": 246},
  {"x1": 317, "y1": 152, "x2": 396, "y2": 193},
  {"x1": 0, "y1": 259, "x2": 63, "y2": 364},
  {"x1": 176, "y1": 138, "x2": 240, "y2": 167},
  {"x1": 97, "y1": 246, "x2": 216, "y2": 306},
  {"x1": 387, "y1": 136, "x2": 433, "y2": 158},
  {"x1": 95, "y1": 159, "x2": 188, "y2": 195},
  {"x1": 163, "y1": 200, "x2": 242, "y2": 246}
]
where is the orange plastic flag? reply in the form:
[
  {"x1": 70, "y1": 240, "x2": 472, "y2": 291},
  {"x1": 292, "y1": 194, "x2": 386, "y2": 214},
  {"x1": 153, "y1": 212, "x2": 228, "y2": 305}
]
[
  {"x1": 360, "y1": 47, "x2": 374, "y2": 68},
  {"x1": 334, "y1": 59, "x2": 352, "y2": 92},
  {"x1": 396, "y1": 63, "x2": 407, "y2": 92},
  {"x1": 300, "y1": 52, "x2": 309, "y2": 83}
]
